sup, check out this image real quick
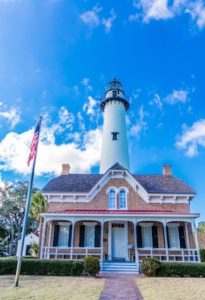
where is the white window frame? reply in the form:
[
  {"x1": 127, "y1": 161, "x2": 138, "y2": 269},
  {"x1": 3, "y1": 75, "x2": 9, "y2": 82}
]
[
  {"x1": 84, "y1": 223, "x2": 95, "y2": 248},
  {"x1": 107, "y1": 187, "x2": 117, "y2": 209},
  {"x1": 118, "y1": 188, "x2": 128, "y2": 210},
  {"x1": 140, "y1": 224, "x2": 153, "y2": 249},
  {"x1": 168, "y1": 223, "x2": 180, "y2": 249},
  {"x1": 58, "y1": 223, "x2": 70, "y2": 248}
]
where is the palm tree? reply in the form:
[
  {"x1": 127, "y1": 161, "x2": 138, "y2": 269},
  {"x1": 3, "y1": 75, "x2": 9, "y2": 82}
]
[{"x1": 30, "y1": 192, "x2": 47, "y2": 224}]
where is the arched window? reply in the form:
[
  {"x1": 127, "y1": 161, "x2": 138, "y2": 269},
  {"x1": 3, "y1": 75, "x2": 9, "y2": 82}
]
[
  {"x1": 119, "y1": 189, "x2": 127, "y2": 209},
  {"x1": 108, "y1": 189, "x2": 116, "y2": 209}
]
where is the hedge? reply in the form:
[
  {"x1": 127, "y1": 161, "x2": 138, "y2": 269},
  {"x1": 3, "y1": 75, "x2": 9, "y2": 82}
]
[
  {"x1": 200, "y1": 249, "x2": 205, "y2": 262},
  {"x1": 84, "y1": 257, "x2": 100, "y2": 276},
  {"x1": 157, "y1": 262, "x2": 205, "y2": 277},
  {"x1": 141, "y1": 258, "x2": 205, "y2": 277},
  {"x1": 0, "y1": 259, "x2": 84, "y2": 276}
]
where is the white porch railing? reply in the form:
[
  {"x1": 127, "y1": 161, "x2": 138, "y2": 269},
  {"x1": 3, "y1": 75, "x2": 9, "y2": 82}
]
[
  {"x1": 42, "y1": 247, "x2": 199, "y2": 263},
  {"x1": 42, "y1": 246, "x2": 102, "y2": 260},
  {"x1": 137, "y1": 248, "x2": 199, "y2": 262}
]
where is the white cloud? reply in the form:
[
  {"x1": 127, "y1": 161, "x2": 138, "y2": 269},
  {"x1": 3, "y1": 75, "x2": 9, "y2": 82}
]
[
  {"x1": 164, "y1": 89, "x2": 189, "y2": 104},
  {"x1": 80, "y1": 6, "x2": 116, "y2": 33},
  {"x1": 0, "y1": 122, "x2": 102, "y2": 175},
  {"x1": 58, "y1": 106, "x2": 75, "y2": 130},
  {"x1": 137, "y1": 0, "x2": 173, "y2": 22},
  {"x1": 80, "y1": 6, "x2": 102, "y2": 29},
  {"x1": 83, "y1": 96, "x2": 97, "y2": 116},
  {"x1": 131, "y1": 0, "x2": 205, "y2": 29},
  {"x1": 149, "y1": 93, "x2": 163, "y2": 109},
  {"x1": 130, "y1": 105, "x2": 148, "y2": 136},
  {"x1": 176, "y1": 119, "x2": 205, "y2": 157},
  {"x1": 185, "y1": 1, "x2": 205, "y2": 30},
  {"x1": 81, "y1": 78, "x2": 93, "y2": 91},
  {"x1": 0, "y1": 106, "x2": 21, "y2": 128},
  {"x1": 77, "y1": 112, "x2": 86, "y2": 131},
  {"x1": 102, "y1": 10, "x2": 116, "y2": 33}
]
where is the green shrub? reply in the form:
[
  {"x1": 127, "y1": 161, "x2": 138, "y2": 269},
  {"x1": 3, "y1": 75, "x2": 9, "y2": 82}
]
[
  {"x1": 157, "y1": 262, "x2": 205, "y2": 277},
  {"x1": 141, "y1": 257, "x2": 160, "y2": 277},
  {"x1": 71, "y1": 261, "x2": 84, "y2": 276},
  {"x1": 200, "y1": 249, "x2": 205, "y2": 262},
  {"x1": 83, "y1": 257, "x2": 100, "y2": 276},
  {"x1": 0, "y1": 259, "x2": 84, "y2": 276}
]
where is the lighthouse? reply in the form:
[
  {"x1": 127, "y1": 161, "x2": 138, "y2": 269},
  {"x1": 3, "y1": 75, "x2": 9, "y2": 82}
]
[{"x1": 100, "y1": 79, "x2": 130, "y2": 173}]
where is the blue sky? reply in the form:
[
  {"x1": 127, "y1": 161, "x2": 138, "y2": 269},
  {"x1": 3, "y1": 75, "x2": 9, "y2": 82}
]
[{"x1": 0, "y1": 0, "x2": 205, "y2": 220}]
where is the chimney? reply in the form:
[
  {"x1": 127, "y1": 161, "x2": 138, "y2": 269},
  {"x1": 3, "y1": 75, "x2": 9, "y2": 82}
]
[
  {"x1": 163, "y1": 164, "x2": 172, "y2": 176},
  {"x1": 61, "y1": 163, "x2": 70, "y2": 175}
]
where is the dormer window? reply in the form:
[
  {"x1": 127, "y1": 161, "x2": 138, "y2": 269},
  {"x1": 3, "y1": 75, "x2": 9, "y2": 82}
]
[
  {"x1": 108, "y1": 189, "x2": 116, "y2": 209},
  {"x1": 119, "y1": 189, "x2": 127, "y2": 209},
  {"x1": 111, "y1": 132, "x2": 119, "y2": 141}
]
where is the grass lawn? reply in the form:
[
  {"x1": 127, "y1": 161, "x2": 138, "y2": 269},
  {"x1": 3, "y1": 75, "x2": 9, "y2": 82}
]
[
  {"x1": 0, "y1": 275, "x2": 105, "y2": 300},
  {"x1": 136, "y1": 277, "x2": 205, "y2": 300}
]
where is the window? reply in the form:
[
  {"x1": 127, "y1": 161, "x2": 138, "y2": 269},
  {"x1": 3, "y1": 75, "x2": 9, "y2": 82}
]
[
  {"x1": 142, "y1": 226, "x2": 152, "y2": 248},
  {"x1": 108, "y1": 189, "x2": 116, "y2": 209},
  {"x1": 58, "y1": 225, "x2": 69, "y2": 247},
  {"x1": 113, "y1": 90, "x2": 117, "y2": 97},
  {"x1": 111, "y1": 132, "x2": 119, "y2": 140},
  {"x1": 168, "y1": 226, "x2": 180, "y2": 248},
  {"x1": 119, "y1": 189, "x2": 127, "y2": 209},
  {"x1": 84, "y1": 225, "x2": 95, "y2": 247}
]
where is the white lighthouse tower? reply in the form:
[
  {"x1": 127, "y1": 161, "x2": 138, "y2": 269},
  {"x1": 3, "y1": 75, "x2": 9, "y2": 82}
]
[{"x1": 100, "y1": 79, "x2": 130, "y2": 173}]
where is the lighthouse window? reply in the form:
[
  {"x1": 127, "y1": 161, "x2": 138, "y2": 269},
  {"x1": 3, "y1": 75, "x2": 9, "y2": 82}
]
[
  {"x1": 111, "y1": 132, "x2": 119, "y2": 140},
  {"x1": 113, "y1": 90, "x2": 117, "y2": 97}
]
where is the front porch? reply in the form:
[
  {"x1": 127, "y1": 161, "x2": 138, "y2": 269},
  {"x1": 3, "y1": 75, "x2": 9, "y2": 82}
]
[{"x1": 40, "y1": 217, "x2": 200, "y2": 265}]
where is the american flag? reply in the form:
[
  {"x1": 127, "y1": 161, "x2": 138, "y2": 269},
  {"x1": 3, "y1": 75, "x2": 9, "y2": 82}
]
[{"x1": 27, "y1": 118, "x2": 41, "y2": 166}]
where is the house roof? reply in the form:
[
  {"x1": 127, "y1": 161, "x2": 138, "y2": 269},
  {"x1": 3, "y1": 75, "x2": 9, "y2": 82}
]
[
  {"x1": 42, "y1": 172, "x2": 195, "y2": 195},
  {"x1": 133, "y1": 174, "x2": 195, "y2": 195}
]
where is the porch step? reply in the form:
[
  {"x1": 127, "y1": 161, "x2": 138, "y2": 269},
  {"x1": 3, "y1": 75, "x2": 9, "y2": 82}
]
[{"x1": 101, "y1": 262, "x2": 139, "y2": 274}]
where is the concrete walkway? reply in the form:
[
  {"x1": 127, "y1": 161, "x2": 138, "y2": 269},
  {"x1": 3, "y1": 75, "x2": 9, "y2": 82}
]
[{"x1": 99, "y1": 273, "x2": 143, "y2": 300}]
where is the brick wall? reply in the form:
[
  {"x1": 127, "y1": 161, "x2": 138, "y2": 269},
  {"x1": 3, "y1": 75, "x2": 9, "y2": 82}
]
[{"x1": 47, "y1": 178, "x2": 189, "y2": 214}]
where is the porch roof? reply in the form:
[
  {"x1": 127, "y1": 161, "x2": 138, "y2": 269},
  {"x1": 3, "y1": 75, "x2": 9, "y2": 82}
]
[{"x1": 45, "y1": 209, "x2": 199, "y2": 217}]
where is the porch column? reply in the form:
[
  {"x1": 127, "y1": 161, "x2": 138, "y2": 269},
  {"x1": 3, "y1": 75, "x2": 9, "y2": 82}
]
[
  {"x1": 40, "y1": 218, "x2": 47, "y2": 259},
  {"x1": 47, "y1": 223, "x2": 52, "y2": 259},
  {"x1": 108, "y1": 221, "x2": 112, "y2": 260},
  {"x1": 70, "y1": 220, "x2": 75, "y2": 260},
  {"x1": 192, "y1": 221, "x2": 201, "y2": 262},
  {"x1": 163, "y1": 222, "x2": 168, "y2": 261},
  {"x1": 133, "y1": 221, "x2": 138, "y2": 263},
  {"x1": 185, "y1": 223, "x2": 190, "y2": 260},
  {"x1": 100, "y1": 221, "x2": 104, "y2": 265}
]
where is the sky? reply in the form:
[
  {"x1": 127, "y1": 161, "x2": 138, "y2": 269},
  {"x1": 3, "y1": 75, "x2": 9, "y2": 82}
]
[{"x1": 0, "y1": 0, "x2": 205, "y2": 220}]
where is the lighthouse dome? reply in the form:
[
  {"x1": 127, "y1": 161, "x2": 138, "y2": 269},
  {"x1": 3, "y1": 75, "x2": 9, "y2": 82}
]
[{"x1": 100, "y1": 79, "x2": 129, "y2": 111}]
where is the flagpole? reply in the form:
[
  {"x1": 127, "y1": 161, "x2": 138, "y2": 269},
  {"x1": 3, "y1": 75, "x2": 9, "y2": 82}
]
[{"x1": 14, "y1": 116, "x2": 42, "y2": 287}]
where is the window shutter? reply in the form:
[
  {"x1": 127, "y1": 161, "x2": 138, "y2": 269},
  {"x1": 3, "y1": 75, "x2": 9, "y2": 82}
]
[
  {"x1": 95, "y1": 225, "x2": 101, "y2": 247},
  {"x1": 53, "y1": 225, "x2": 60, "y2": 246},
  {"x1": 137, "y1": 225, "x2": 142, "y2": 248},
  {"x1": 79, "y1": 225, "x2": 85, "y2": 247},
  {"x1": 68, "y1": 224, "x2": 72, "y2": 247},
  {"x1": 179, "y1": 226, "x2": 186, "y2": 249},
  {"x1": 152, "y1": 226, "x2": 158, "y2": 248},
  {"x1": 166, "y1": 226, "x2": 170, "y2": 248}
]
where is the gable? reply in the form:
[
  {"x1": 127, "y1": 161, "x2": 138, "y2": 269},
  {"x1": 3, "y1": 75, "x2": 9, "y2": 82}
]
[{"x1": 42, "y1": 168, "x2": 195, "y2": 205}]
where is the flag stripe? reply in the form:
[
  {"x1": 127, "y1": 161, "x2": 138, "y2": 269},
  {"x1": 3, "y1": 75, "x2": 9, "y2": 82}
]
[{"x1": 27, "y1": 119, "x2": 41, "y2": 166}]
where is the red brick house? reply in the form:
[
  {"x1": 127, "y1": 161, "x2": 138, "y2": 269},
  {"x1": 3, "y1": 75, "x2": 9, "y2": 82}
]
[{"x1": 40, "y1": 80, "x2": 200, "y2": 273}]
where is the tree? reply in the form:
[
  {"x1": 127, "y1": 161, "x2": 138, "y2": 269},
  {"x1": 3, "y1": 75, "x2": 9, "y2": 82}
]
[
  {"x1": 197, "y1": 222, "x2": 205, "y2": 234},
  {"x1": 0, "y1": 181, "x2": 38, "y2": 255},
  {"x1": 30, "y1": 242, "x2": 39, "y2": 257},
  {"x1": 30, "y1": 192, "x2": 47, "y2": 223}
]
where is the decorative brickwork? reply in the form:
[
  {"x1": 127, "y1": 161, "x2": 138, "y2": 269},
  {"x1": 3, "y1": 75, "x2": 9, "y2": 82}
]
[{"x1": 47, "y1": 179, "x2": 190, "y2": 214}]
